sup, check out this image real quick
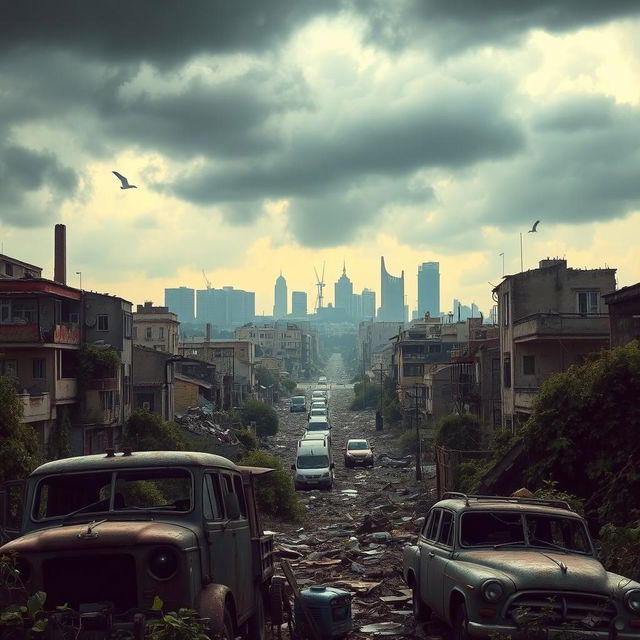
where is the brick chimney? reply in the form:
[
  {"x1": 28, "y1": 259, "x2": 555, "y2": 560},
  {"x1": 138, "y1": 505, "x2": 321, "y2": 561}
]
[{"x1": 54, "y1": 224, "x2": 66, "y2": 285}]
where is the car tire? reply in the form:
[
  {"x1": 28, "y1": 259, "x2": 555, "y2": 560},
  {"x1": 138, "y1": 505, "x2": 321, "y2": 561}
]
[
  {"x1": 412, "y1": 585, "x2": 429, "y2": 622},
  {"x1": 452, "y1": 602, "x2": 470, "y2": 640},
  {"x1": 220, "y1": 606, "x2": 235, "y2": 640}
]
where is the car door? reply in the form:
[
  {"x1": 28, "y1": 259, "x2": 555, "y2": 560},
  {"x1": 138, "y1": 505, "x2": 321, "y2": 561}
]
[
  {"x1": 426, "y1": 509, "x2": 454, "y2": 619},
  {"x1": 418, "y1": 509, "x2": 441, "y2": 608},
  {"x1": 203, "y1": 471, "x2": 238, "y2": 600}
]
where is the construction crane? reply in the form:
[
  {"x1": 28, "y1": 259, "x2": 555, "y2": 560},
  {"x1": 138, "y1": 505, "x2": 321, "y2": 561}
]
[
  {"x1": 202, "y1": 269, "x2": 212, "y2": 290},
  {"x1": 314, "y1": 263, "x2": 325, "y2": 313}
]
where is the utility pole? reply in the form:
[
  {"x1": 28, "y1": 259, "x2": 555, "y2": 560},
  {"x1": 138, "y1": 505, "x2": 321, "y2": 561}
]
[{"x1": 415, "y1": 386, "x2": 422, "y2": 481}]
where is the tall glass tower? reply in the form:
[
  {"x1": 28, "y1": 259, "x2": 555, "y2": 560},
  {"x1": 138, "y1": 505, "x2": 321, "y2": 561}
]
[
  {"x1": 379, "y1": 257, "x2": 405, "y2": 322},
  {"x1": 273, "y1": 273, "x2": 287, "y2": 319},
  {"x1": 417, "y1": 262, "x2": 440, "y2": 318}
]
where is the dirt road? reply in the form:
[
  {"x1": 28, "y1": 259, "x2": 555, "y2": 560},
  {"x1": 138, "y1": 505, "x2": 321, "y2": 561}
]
[{"x1": 262, "y1": 353, "x2": 438, "y2": 638}]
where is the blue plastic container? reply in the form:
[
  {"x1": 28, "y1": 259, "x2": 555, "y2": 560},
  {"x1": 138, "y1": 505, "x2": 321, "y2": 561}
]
[{"x1": 294, "y1": 585, "x2": 352, "y2": 639}]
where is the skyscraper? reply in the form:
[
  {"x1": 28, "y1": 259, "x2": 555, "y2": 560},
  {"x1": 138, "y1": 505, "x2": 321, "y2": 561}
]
[
  {"x1": 361, "y1": 288, "x2": 376, "y2": 320},
  {"x1": 379, "y1": 257, "x2": 404, "y2": 322},
  {"x1": 165, "y1": 286, "x2": 195, "y2": 323},
  {"x1": 417, "y1": 262, "x2": 440, "y2": 319},
  {"x1": 334, "y1": 262, "x2": 353, "y2": 316},
  {"x1": 291, "y1": 291, "x2": 307, "y2": 317},
  {"x1": 196, "y1": 286, "x2": 255, "y2": 328},
  {"x1": 273, "y1": 272, "x2": 287, "y2": 319}
]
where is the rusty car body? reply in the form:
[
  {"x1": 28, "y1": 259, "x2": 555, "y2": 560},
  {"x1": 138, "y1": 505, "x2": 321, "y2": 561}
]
[
  {"x1": 403, "y1": 492, "x2": 640, "y2": 640},
  {"x1": 0, "y1": 450, "x2": 274, "y2": 639}
]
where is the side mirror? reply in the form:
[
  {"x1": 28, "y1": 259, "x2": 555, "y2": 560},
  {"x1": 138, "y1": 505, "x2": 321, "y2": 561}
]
[
  {"x1": 290, "y1": 464, "x2": 296, "y2": 471},
  {"x1": 330, "y1": 463, "x2": 335, "y2": 470},
  {"x1": 223, "y1": 492, "x2": 241, "y2": 520}
]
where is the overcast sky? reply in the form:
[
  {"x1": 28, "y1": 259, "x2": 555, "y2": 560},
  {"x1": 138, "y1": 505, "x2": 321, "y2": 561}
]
[{"x1": 2, "y1": 1, "x2": 639, "y2": 317}]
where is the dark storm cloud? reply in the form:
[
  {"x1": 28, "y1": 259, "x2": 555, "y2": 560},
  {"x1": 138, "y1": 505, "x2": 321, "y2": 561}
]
[
  {"x1": 0, "y1": 0, "x2": 342, "y2": 66},
  {"x1": 486, "y1": 97, "x2": 640, "y2": 228},
  {"x1": 165, "y1": 86, "x2": 524, "y2": 208},
  {"x1": 0, "y1": 145, "x2": 79, "y2": 227},
  {"x1": 358, "y1": 0, "x2": 640, "y2": 55}
]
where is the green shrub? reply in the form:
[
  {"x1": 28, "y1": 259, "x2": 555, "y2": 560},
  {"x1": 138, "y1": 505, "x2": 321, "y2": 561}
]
[
  {"x1": 124, "y1": 409, "x2": 186, "y2": 451},
  {"x1": 281, "y1": 379, "x2": 297, "y2": 393},
  {"x1": 350, "y1": 382, "x2": 381, "y2": 410},
  {"x1": 399, "y1": 428, "x2": 418, "y2": 456},
  {"x1": 382, "y1": 398, "x2": 402, "y2": 424},
  {"x1": 598, "y1": 521, "x2": 640, "y2": 581},
  {"x1": 240, "y1": 400, "x2": 279, "y2": 437},
  {"x1": 235, "y1": 428, "x2": 259, "y2": 454},
  {"x1": 238, "y1": 450, "x2": 305, "y2": 522},
  {"x1": 435, "y1": 413, "x2": 482, "y2": 450}
]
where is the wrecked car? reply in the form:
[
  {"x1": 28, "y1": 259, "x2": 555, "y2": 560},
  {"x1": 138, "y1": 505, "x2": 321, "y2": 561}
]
[
  {"x1": 0, "y1": 450, "x2": 274, "y2": 640},
  {"x1": 403, "y1": 492, "x2": 640, "y2": 639}
]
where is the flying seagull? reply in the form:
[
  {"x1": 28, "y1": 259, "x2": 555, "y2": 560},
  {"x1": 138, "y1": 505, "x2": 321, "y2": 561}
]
[
  {"x1": 112, "y1": 171, "x2": 137, "y2": 189},
  {"x1": 528, "y1": 220, "x2": 540, "y2": 233}
]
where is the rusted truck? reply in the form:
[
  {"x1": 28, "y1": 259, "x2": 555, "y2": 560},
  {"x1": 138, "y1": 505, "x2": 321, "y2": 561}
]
[{"x1": 0, "y1": 449, "x2": 275, "y2": 639}]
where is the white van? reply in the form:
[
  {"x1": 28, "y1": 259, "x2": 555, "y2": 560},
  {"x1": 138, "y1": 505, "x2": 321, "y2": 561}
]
[
  {"x1": 291, "y1": 440, "x2": 334, "y2": 490},
  {"x1": 306, "y1": 415, "x2": 331, "y2": 443}
]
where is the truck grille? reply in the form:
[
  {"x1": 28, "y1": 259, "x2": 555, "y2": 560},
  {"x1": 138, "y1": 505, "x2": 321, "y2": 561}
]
[
  {"x1": 43, "y1": 554, "x2": 137, "y2": 612},
  {"x1": 505, "y1": 591, "x2": 616, "y2": 631}
]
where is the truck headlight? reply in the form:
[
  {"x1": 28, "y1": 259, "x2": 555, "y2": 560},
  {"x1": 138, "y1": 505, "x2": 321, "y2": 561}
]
[
  {"x1": 15, "y1": 557, "x2": 31, "y2": 584},
  {"x1": 148, "y1": 549, "x2": 179, "y2": 581},
  {"x1": 481, "y1": 579, "x2": 504, "y2": 602},
  {"x1": 625, "y1": 589, "x2": 640, "y2": 613},
  {"x1": 321, "y1": 472, "x2": 330, "y2": 478}
]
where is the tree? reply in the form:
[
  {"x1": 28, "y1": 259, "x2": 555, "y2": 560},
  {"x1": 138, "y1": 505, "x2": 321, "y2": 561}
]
[
  {"x1": 522, "y1": 340, "x2": 640, "y2": 528},
  {"x1": 0, "y1": 376, "x2": 40, "y2": 482},
  {"x1": 240, "y1": 400, "x2": 279, "y2": 437},
  {"x1": 48, "y1": 406, "x2": 71, "y2": 460},
  {"x1": 435, "y1": 413, "x2": 482, "y2": 450},
  {"x1": 123, "y1": 409, "x2": 186, "y2": 451}
]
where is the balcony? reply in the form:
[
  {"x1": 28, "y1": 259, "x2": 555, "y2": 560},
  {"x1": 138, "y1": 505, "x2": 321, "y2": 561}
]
[
  {"x1": 87, "y1": 377, "x2": 118, "y2": 391},
  {"x1": 0, "y1": 322, "x2": 80, "y2": 345},
  {"x1": 514, "y1": 387, "x2": 538, "y2": 411},
  {"x1": 513, "y1": 313, "x2": 610, "y2": 343},
  {"x1": 55, "y1": 379, "x2": 78, "y2": 402},
  {"x1": 19, "y1": 391, "x2": 51, "y2": 422}
]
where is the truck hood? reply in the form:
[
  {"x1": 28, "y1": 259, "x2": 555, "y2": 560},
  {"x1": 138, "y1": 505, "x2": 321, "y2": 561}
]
[
  {"x1": 459, "y1": 549, "x2": 609, "y2": 592},
  {"x1": 2, "y1": 520, "x2": 198, "y2": 553}
]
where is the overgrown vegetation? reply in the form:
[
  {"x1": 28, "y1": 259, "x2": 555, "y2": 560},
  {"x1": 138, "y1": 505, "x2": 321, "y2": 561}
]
[
  {"x1": 77, "y1": 345, "x2": 121, "y2": 394},
  {"x1": 238, "y1": 450, "x2": 305, "y2": 522},
  {"x1": 47, "y1": 407, "x2": 71, "y2": 460},
  {"x1": 434, "y1": 413, "x2": 482, "y2": 450},
  {"x1": 240, "y1": 399, "x2": 279, "y2": 437},
  {"x1": 350, "y1": 376, "x2": 381, "y2": 410},
  {"x1": 0, "y1": 376, "x2": 40, "y2": 483},
  {"x1": 123, "y1": 408, "x2": 187, "y2": 451}
]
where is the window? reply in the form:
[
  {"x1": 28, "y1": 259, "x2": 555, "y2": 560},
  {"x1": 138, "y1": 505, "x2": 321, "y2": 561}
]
[
  {"x1": 0, "y1": 301, "x2": 10, "y2": 323},
  {"x1": 5, "y1": 263, "x2": 13, "y2": 276},
  {"x1": 577, "y1": 291, "x2": 599, "y2": 314},
  {"x1": 97, "y1": 314, "x2": 109, "y2": 331},
  {"x1": 424, "y1": 509, "x2": 441, "y2": 541},
  {"x1": 0, "y1": 360, "x2": 17, "y2": 376},
  {"x1": 100, "y1": 391, "x2": 115, "y2": 411},
  {"x1": 132, "y1": 327, "x2": 137, "y2": 340},
  {"x1": 503, "y1": 356, "x2": 511, "y2": 388},
  {"x1": 403, "y1": 363, "x2": 424, "y2": 377},
  {"x1": 32, "y1": 358, "x2": 46, "y2": 379},
  {"x1": 13, "y1": 302, "x2": 35, "y2": 323},
  {"x1": 502, "y1": 292, "x2": 510, "y2": 326},
  {"x1": 159, "y1": 327, "x2": 165, "y2": 339},
  {"x1": 438, "y1": 511, "x2": 454, "y2": 547},
  {"x1": 145, "y1": 327, "x2": 152, "y2": 339},
  {"x1": 124, "y1": 313, "x2": 132, "y2": 338},
  {"x1": 523, "y1": 355, "x2": 535, "y2": 375},
  {"x1": 203, "y1": 473, "x2": 224, "y2": 521}
]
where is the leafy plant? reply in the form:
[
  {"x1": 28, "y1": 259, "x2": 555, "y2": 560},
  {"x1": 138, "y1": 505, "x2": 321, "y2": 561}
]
[
  {"x1": 240, "y1": 400, "x2": 279, "y2": 437},
  {"x1": 124, "y1": 409, "x2": 187, "y2": 451},
  {"x1": 238, "y1": 450, "x2": 305, "y2": 522},
  {"x1": 146, "y1": 598, "x2": 209, "y2": 640},
  {"x1": 435, "y1": 413, "x2": 482, "y2": 450},
  {"x1": 598, "y1": 520, "x2": 640, "y2": 581},
  {"x1": 48, "y1": 406, "x2": 71, "y2": 460}
]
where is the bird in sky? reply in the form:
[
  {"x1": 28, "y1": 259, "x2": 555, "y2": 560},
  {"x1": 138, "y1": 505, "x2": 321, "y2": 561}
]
[
  {"x1": 112, "y1": 171, "x2": 137, "y2": 189},
  {"x1": 528, "y1": 220, "x2": 540, "y2": 233}
]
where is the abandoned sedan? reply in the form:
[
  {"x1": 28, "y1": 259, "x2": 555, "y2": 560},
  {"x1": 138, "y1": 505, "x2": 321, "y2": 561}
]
[{"x1": 403, "y1": 493, "x2": 640, "y2": 640}]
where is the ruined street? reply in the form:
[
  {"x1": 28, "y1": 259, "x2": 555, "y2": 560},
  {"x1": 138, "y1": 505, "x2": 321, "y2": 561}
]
[{"x1": 262, "y1": 353, "x2": 440, "y2": 638}]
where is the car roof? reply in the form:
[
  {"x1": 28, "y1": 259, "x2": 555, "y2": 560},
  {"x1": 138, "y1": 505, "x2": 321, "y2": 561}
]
[
  {"x1": 308, "y1": 415, "x2": 329, "y2": 424},
  {"x1": 435, "y1": 493, "x2": 580, "y2": 517},
  {"x1": 346, "y1": 438, "x2": 369, "y2": 444},
  {"x1": 30, "y1": 450, "x2": 239, "y2": 477}
]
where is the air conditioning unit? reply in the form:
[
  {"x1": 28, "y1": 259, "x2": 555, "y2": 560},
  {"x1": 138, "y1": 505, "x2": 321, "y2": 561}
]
[{"x1": 142, "y1": 401, "x2": 151, "y2": 410}]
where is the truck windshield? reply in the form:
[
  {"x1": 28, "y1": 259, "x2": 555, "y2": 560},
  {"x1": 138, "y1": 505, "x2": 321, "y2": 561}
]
[
  {"x1": 460, "y1": 511, "x2": 591, "y2": 553},
  {"x1": 307, "y1": 423, "x2": 328, "y2": 431},
  {"x1": 33, "y1": 468, "x2": 193, "y2": 521},
  {"x1": 297, "y1": 455, "x2": 329, "y2": 469}
]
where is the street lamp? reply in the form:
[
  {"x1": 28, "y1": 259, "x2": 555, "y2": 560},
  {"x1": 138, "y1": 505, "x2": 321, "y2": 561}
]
[
  {"x1": 75, "y1": 271, "x2": 82, "y2": 290},
  {"x1": 405, "y1": 383, "x2": 426, "y2": 480}
]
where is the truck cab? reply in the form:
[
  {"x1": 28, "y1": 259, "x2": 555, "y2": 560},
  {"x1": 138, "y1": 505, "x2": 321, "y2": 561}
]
[{"x1": 0, "y1": 450, "x2": 274, "y2": 640}]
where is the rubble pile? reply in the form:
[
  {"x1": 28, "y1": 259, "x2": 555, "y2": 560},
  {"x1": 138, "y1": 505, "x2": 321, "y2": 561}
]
[{"x1": 175, "y1": 407, "x2": 240, "y2": 445}]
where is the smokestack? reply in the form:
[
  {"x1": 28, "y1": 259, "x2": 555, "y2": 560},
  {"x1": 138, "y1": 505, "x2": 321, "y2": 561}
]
[
  {"x1": 206, "y1": 323, "x2": 212, "y2": 342},
  {"x1": 54, "y1": 224, "x2": 66, "y2": 285}
]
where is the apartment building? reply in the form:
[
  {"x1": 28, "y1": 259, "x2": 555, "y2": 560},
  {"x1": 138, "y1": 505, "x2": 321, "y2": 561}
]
[
  {"x1": 133, "y1": 301, "x2": 180, "y2": 354},
  {"x1": 494, "y1": 258, "x2": 616, "y2": 431}
]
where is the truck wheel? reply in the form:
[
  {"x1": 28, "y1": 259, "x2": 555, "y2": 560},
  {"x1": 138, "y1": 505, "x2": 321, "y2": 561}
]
[
  {"x1": 220, "y1": 607, "x2": 235, "y2": 640},
  {"x1": 245, "y1": 588, "x2": 267, "y2": 640},
  {"x1": 452, "y1": 602, "x2": 470, "y2": 640},
  {"x1": 412, "y1": 585, "x2": 429, "y2": 621}
]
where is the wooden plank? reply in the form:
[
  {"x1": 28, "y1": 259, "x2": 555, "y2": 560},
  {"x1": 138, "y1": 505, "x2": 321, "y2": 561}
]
[{"x1": 280, "y1": 559, "x2": 323, "y2": 640}]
